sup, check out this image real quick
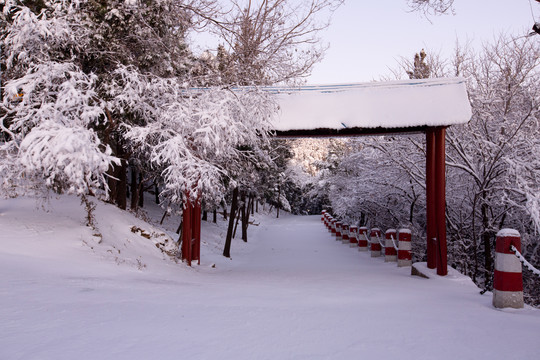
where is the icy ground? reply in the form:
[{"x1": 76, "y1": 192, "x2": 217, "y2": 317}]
[{"x1": 1, "y1": 196, "x2": 540, "y2": 360}]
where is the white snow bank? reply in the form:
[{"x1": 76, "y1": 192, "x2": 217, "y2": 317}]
[
  {"x1": 271, "y1": 77, "x2": 472, "y2": 131},
  {"x1": 1, "y1": 198, "x2": 540, "y2": 360}
]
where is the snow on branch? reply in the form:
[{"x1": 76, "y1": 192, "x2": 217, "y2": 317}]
[
  {"x1": 120, "y1": 67, "x2": 277, "y2": 207},
  {"x1": 1, "y1": 61, "x2": 118, "y2": 196},
  {"x1": 19, "y1": 122, "x2": 119, "y2": 195}
]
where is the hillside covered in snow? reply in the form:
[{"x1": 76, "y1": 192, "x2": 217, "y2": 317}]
[{"x1": 1, "y1": 195, "x2": 540, "y2": 360}]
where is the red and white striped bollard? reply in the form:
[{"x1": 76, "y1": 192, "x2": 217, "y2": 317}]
[
  {"x1": 385, "y1": 229, "x2": 397, "y2": 262},
  {"x1": 370, "y1": 228, "x2": 382, "y2": 257},
  {"x1": 493, "y1": 229, "x2": 523, "y2": 309},
  {"x1": 349, "y1": 226, "x2": 358, "y2": 247},
  {"x1": 336, "y1": 222, "x2": 343, "y2": 241},
  {"x1": 341, "y1": 224, "x2": 350, "y2": 244},
  {"x1": 358, "y1": 227, "x2": 368, "y2": 251},
  {"x1": 397, "y1": 229, "x2": 412, "y2": 267}
]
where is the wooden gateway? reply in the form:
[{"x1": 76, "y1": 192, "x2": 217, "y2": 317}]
[{"x1": 271, "y1": 77, "x2": 472, "y2": 276}]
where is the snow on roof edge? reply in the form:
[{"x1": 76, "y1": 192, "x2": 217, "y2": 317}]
[{"x1": 270, "y1": 77, "x2": 472, "y2": 132}]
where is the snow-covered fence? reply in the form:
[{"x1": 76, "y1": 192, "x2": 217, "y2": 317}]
[
  {"x1": 341, "y1": 224, "x2": 350, "y2": 244},
  {"x1": 510, "y1": 246, "x2": 540, "y2": 277},
  {"x1": 349, "y1": 226, "x2": 358, "y2": 247},
  {"x1": 370, "y1": 228, "x2": 383, "y2": 257},
  {"x1": 397, "y1": 229, "x2": 412, "y2": 267},
  {"x1": 323, "y1": 213, "x2": 330, "y2": 229},
  {"x1": 385, "y1": 229, "x2": 398, "y2": 262},
  {"x1": 493, "y1": 229, "x2": 524, "y2": 309},
  {"x1": 358, "y1": 227, "x2": 369, "y2": 251}
]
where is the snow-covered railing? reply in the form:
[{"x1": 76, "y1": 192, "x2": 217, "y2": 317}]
[
  {"x1": 510, "y1": 245, "x2": 540, "y2": 277},
  {"x1": 375, "y1": 233, "x2": 386, "y2": 249},
  {"x1": 320, "y1": 212, "x2": 411, "y2": 267},
  {"x1": 390, "y1": 234, "x2": 399, "y2": 252}
]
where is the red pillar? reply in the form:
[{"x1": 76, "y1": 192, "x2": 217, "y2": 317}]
[
  {"x1": 434, "y1": 127, "x2": 448, "y2": 276},
  {"x1": 192, "y1": 196, "x2": 201, "y2": 265},
  {"x1": 426, "y1": 128, "x2": 437, "y2": 269},
  {"x1": 181, "y1": 192, "x2": 202, "y2": 266},
  {"x1": 181, "y1": 196, "x2": 193, "y2": 266}
]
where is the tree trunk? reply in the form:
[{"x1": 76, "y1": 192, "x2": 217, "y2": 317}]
[
  {"x1": 213, "y1": 209, "x2": 217, "y2": 223},
  {"x1": 115, "y1": 159, "x2": 127, "y2": 210},
  {"x1": 240, "y1": 191, "x2": 247, "y2": 242},
  {"x1": 138, "y1": 172, "x2": 144, "y2": 208},
  {"x1": 481, "y1": 193, "x2": 492, "y2": 288},
  {"x1": 276, "y1": 185, "x2": 281, "y2": 218},
  {"x1": 242, "y1": 196, "x2": 253, "y2": 242},
  {"x1": 223, "y1": 187, "x2": 239, "y2": 258},
  {"x1": 233, "y1": 206, "x2": 241, "y2": 239},
  {"x1": 202, "y1": 208, "x2": 208, "y2": 221},
  {"x1": 130, "y1": 167, "x2": 139, "y2": 210},
  {"x1": 160, "y1": 209, "x2": 168, "y2": 225},
  {"x1": 154, "y1": 184, "x2": 160, "y2": 204},
  {"x1": 176, "y1": 219, "x2": 182, "y2": 234}
]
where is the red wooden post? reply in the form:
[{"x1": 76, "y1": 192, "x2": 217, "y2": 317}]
[
  {"x1": 426, "y1": 128, "x2": 437, "y2": 269},
  {"x1": 181, "y1": 192, "x2": 201, "y2": 266},
  {"x1": 434, "y1": 127, "x2": 448, "y2": 275},
  {"x1": 493, "y1": 229, "x2": 523, "y2": 309},
  {"x1": 192, "y1": 196, "x2": 201, "y2": 265},
  {"x1": 331, "y1": 219, "x2": 337, "y2": 235},
  {"x1": 181, "y1": 195, "x2": 193, "y2": 266}
]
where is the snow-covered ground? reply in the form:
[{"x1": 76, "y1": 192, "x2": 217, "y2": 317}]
[{"x1": 1, "y1": 196, "x2": 539, "y2": 360}]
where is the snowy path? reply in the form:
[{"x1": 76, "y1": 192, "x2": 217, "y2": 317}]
[{"x1": 1, "y1": 210, "x2": 540, "y2": 360}]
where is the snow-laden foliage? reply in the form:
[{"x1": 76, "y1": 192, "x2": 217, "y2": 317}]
[
  {"x1": 1, "y1": 2, "x2": 279, "y2": 209},
  {"x1": 19, "y1": 121, "x2": 117, "y2": 194},
  {"x1": 1, "y1": 59, "x2": 119, "y2": 195},
  {"x1": 113, "y1": 65, "x2": 277, "y2": 207}
]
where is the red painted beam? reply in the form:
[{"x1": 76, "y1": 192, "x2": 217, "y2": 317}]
[
  {"x1": 426, "y1": 128, "x2": 437, "y2": 269},
  {"x1": 434, "y1": 127, "x2": 448, "y2": 276}
]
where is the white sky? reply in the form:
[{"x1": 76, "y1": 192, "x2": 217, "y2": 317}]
[{"x1": 307, "y1": 0, "x2": 538, "y2": 84}]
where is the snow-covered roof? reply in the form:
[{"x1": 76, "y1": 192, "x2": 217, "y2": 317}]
[{"x1": 270, "y1": 77, "x2": 472, "y2": 136}]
